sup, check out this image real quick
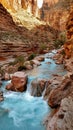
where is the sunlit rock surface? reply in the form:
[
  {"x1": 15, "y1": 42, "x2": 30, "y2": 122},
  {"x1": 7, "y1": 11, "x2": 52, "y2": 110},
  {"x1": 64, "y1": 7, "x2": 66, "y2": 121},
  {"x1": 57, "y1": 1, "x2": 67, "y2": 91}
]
[
  {"x1": 6, "y1": 71, "x2": 28, "y2": 92},
  {"x1": 0, "y1": 0, "x2": 73, "y2": 31},
  {"x1": 0, "y1": 3, "x2": 57, "y2": 60}
]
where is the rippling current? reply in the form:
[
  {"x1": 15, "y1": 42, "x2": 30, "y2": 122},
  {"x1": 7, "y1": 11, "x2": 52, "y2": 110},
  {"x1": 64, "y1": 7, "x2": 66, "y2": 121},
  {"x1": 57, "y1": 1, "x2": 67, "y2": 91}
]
[{"x1": 0, "y1": 51, "x2": 66, "y2": 130}]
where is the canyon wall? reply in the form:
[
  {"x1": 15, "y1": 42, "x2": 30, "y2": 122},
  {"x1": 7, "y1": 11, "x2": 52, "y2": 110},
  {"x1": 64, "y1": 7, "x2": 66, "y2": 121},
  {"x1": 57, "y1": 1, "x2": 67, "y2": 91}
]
[
  {"x1": 0, "y1": 0, "x2": 73, "y2": 31},
  {"x1": 64, "y1": 6, "x2": 73, "y2": 58}
]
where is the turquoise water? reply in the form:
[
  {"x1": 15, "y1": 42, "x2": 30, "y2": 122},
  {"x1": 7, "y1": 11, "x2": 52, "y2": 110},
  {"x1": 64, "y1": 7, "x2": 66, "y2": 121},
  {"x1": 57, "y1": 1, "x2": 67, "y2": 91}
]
[
  {"x1": 0, "y1": 51, "x2": 66, "y2": 130},
  {"x1": 0, "y1": 88, "x2": 49, "y2": 130}
]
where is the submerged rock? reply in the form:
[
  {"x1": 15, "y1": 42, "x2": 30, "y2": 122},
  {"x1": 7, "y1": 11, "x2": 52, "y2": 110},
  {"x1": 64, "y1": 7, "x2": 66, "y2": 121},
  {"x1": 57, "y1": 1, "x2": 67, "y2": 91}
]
[
  {"x1": 6, "y1": 71, "x2": 28, "y2": 92},
  {"x1": 0, "y1": 91, "x2": 4, "y2": 102},
  {"x1": 0, "y1": 80, "x2": 2, "y2": 86}
]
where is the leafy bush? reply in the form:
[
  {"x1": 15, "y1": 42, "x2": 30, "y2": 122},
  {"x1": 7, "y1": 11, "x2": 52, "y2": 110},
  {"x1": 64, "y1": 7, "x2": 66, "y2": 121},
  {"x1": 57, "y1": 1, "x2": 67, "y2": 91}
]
[
  {"x1": 15, "y1": 55, "x2": 25, "y2": 65},
  {"x1": 28, "y1": 53, "x2": 36, "y2": 60},
  {"x1": 9, "y1": 55, "x2": 25, "y2": 66},
  {"x1": 39, "y1": 43, "x2": 47, "y2": 51}
]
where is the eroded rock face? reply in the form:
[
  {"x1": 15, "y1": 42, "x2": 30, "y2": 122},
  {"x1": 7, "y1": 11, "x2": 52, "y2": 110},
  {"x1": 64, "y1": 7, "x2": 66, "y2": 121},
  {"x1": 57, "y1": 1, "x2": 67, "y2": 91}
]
[
  {"x1": 44, "y1": 75, "x2": 63, "y2": 100},
  {"x1": 6, "y1": 71, "x2": 28, "y2": 92},
  {"x1": 46, "y1": 96, "x2": 73, "y2": 130},
  {"x1": 1, "y1": 0, "x2": 73, "y2": 31},
  {"x1": 44, "y1": 72, "x2": 73, "y2": 130},
  {"x1": 48, "y1": 76, "x2": 72, "y2": 108},
  {"x1": 64, "y1": 57, "x2": 73, "y2": 72},
  {"x1": 64, "y1": 7, "x2": 73, "y2": 58},
  {"x1": 0, "y1": 3, "x2": 57, "y2": 58}
]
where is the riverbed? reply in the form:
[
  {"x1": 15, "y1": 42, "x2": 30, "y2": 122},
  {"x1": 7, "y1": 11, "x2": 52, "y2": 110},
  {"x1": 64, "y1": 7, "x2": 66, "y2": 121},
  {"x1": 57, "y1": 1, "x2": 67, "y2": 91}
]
[{"x1": 0, "y1": 51, "x2": 66, "y2": 130}]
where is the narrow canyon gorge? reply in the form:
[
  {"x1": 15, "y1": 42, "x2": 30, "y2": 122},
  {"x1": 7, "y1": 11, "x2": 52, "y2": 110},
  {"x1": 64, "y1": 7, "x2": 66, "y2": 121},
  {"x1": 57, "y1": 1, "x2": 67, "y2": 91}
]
[{"x1": 0, "y1": 0, "x2": 73, "y2": 130}]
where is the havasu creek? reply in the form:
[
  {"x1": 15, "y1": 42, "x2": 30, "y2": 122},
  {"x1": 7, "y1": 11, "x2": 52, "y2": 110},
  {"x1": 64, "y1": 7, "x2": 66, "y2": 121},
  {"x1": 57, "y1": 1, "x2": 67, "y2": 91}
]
[
  {"x1": 0, "y1": 51, "x2": 67, "y2": 130},
  {"x1": 0, "y1": 1, "x2": 73, "y2": 130}
]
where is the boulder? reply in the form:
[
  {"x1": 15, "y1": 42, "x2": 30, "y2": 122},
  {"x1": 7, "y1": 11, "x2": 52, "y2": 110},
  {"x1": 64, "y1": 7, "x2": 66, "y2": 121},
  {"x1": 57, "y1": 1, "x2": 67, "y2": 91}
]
[
  {"x1": 48, "y1": 75, "x2": 73, "y2": 108},
  {"x1": 6, "y1": 71, "x2": 28, "y2": 92}
]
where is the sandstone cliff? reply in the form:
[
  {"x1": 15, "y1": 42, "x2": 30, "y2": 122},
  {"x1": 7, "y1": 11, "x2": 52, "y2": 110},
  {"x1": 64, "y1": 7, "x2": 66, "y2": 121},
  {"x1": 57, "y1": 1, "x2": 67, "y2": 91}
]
[
  {"x1": 0, "y1": 3, "x2": 57, "y2": 59},
  {"x1": 0, "y1": 0, "x2": 73, "y2": 31},
  {"x1": 64, "y1": 6, "x2": 73, "y2": 58}
]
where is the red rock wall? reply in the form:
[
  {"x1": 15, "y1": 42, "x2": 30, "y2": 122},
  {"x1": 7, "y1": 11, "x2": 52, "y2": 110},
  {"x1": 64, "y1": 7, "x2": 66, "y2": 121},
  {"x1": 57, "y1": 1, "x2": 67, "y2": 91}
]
[
  {"x1": 64, "y1": 6, "x2": 73, "y2": 58},
  {"x1": 0, "y1": 0, "x2": 73, "y2": 31}
]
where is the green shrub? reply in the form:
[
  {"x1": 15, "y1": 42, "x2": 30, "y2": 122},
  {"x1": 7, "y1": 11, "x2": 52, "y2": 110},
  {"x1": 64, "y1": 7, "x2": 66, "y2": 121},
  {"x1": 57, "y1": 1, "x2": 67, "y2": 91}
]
[
  {"x1": 9, "y1": 55, "x2": 25, "y2": 66},
  {"x1": 39, "y1": 43, "x2": 47, "y2": 51},
  {"x1": 16, "y1": 55, "x2": 24, "y2": 63},
  {"x1": 28, "y1": 53, "x2": 36, "y2": 60}
]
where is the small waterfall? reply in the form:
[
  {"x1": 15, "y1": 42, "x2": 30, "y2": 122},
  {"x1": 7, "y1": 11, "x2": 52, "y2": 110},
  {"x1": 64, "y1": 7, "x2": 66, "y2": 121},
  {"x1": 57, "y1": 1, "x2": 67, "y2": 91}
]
[{"x1": 42, "y1": 81, "x2": 49, "y2": 97}]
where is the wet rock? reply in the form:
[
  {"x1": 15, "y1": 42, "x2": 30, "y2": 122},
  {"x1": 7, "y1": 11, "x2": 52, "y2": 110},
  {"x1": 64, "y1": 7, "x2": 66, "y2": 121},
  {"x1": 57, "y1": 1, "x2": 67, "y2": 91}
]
[
  {"x1": 31, "y1": 79, "x2": 47, "y2": 97},
  {"x1": 6, "y1": 83, "x2": 13, "y2": 90},
  {"x1": 0, "y1": 80, "x2": 2, "y2": 86},
  {"x1": 0, "y1": 91, "x2": 4, "y2": 102},
  {"x1": 46, "y1": 62, "x2": 51, "y2": 64},
  {"x1": 34, "y1": 56, "x2": 45, "y2": 62},
  {"x1": 6, "y1": 71, "x2": 28, "y2": 92}
]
